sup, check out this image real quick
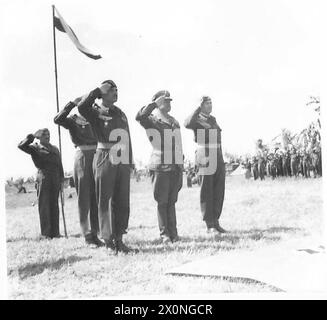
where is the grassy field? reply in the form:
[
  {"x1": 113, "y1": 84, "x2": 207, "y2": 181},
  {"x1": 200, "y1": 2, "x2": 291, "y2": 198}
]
[{"x1": 5, "y1": 175, "x2": 323, "y2": 299}]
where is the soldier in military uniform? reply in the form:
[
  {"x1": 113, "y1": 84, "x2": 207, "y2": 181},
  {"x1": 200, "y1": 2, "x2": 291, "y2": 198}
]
[
  {"x1": 18, "y1": 129, "x2": 64, "y2": 238},
  {"x1": 303, "y1": 151, "x2": 311, "y2": 178},
  {"x1": 54, "y1": 98, "x2": 103, "y2": 247},
  {"x1": 256, "y1": 141, "x2": 266, "y2": 180},
  {"x1": 184, "y1": 96, "x2": 226, "y2": 234},
  {"x1": 276, "y1": 151, "x2": 283, "y2": 177},
  {"x1": 311, "y1": 148, "x2": 321, "y2": 178},
  {"x1": 270, "y1": 154, "x2": 278, "y2": 179},
  {"x1": 78, "y1": 80, "x2": 137, "y2": 254},
  {"x1": 290, "y1": 148, "x2": 299, "y2": 177},
  {"x1": 252, "y1": 156, "x2": 259, "y2": 180},
  {"x1": 244, "y1": 159, "x2": 252, "y2": 179},
  {"x1": 136, "y1": 90, "x2": 183, "y2": 243},
  {"x1": 282, "y1": 151, "x2": 291, "y2": 177}
]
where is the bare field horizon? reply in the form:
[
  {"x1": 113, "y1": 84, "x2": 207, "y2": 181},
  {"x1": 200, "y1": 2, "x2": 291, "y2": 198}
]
[{"x1": 5, "y1": 175, "x2": 323, "y2": 299}]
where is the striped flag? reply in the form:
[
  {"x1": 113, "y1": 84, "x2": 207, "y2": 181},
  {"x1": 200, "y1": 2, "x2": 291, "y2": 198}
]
[{"x1": 54, "y1": 7, "x2": 101, "y2": 60}]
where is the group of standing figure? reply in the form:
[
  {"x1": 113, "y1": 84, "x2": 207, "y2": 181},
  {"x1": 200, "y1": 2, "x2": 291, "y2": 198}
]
[
  {"x1": 244, "y1": 148, "x2": 322, "y2": 180},
  {"x1": 18, "y1": 80, "x2": 227, "y2": 253}
]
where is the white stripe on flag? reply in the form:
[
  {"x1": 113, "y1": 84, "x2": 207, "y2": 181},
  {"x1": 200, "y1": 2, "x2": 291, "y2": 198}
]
[{"x1": 54, "y1": 8, "x2": 101, "y2": 60}]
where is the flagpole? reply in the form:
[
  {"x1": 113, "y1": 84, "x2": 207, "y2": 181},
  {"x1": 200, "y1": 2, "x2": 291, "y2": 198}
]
[{"x1": 52, "y1": 4, "x2": 68, "y2": 238}]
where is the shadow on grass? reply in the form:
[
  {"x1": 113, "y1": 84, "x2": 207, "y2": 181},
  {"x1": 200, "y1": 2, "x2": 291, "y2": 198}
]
[
  {"x1": 135, "y1": 226, "x2": 303, "y2": 254},
  {"x1": 7, "y1": 233, "x2": 87, "y2": 241},
  {"x1": 128, "y1": 225, "x2": 157, "y2": 231},
  {"x1": 7, "y1": 236, "x2": 35, "y2": 243},
  {"x1": 12, "y1": 255, "x2": 91, "y2": 280},
  {"x1": 166, "y1": 273, "x2": 284, "y2": 292}
]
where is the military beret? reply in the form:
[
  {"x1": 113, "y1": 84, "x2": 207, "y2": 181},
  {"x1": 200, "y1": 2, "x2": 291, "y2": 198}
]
[
  {"x1": 101, "y1": 79, "x2": 117, "y2": 88},
  {"x1": 152, "y1": 90, "x2": 172, "y2": 102},
  {"x1": 200, "y1": 96, "x2": 211, "y2": 104},
  {"x1": 34, "y1": 128, "x2": 49, "y2": 139}
]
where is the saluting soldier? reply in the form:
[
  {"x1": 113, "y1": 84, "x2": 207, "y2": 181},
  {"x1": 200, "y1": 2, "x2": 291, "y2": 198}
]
[
  {"x1": 184, "y1": 96, "x2": 227, "y2": 234},
  {"x1": 244, "y1": 159, "x2": 252, "y2": 179},
  {"x1": 54, "y1": 97, "x2": 103, "y2": 247},
  {"x1": 252, "y1": 156, "x2": 259, "y2": 180},
  {"x1": 136, "y1": 90, "x2": 183, "y2": 243},
  {"x1": 18, "y1": 129, "x2": 64, "y2": 239},
  {"x1": 78, "y1": 80, "x2": 138, "y2": 254},
  {"x1": 290, "y1": 148, "x2": 299, "y2": 177},
  {"x1": 282, "y1": 151, "x2": 291, "y2": 177},
  {"x1": 256, "y1": 143, "x2": 266, "y2": 180},
  {"x1": 303, "y1": 151, "x2": 311, "y2": 178}
]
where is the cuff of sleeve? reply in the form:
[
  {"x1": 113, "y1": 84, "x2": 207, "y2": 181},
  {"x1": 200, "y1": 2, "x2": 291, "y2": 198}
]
[
  {"x1": 92, "y1": 87, "x2": 102, "y2": 99},
  {"x1": 65, "y1": 101, "x2": 76, "y2": 110},
  {"x1": 147, "y1": 102, "x2": 158, "y2": 110},
  {"x1": 27, "y1": 134, "x2": 35, "y2": 141}
]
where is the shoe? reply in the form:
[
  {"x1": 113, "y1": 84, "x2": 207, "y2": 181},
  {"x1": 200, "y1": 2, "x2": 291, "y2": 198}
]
[
  {"x1": 85, "y1": 234, "x2": 103, "y2": 247},
  {"x1": 215, "y1": 225, "x2": 227, "y2": 233},
  {"x1": 40, "y1": 235, "x2": 52, "y2": 240},
  {"x1": 85, "y1": 234, "x2": 96, "y2": 246},
  {"x1": 161, "y1": 235, "x2": 171, "y2": 244},
  {"x1": 115, "y1": 239, "x2": 139, "y2": 254},
  {"x1": 92, "y1": 235, "x2": 105, "y2": 247},
  {"x1": 171, "y1": 235, "x2": 180, "y2": 243},
  {"x1": 104, "y1": 239, "x2": 116, "y2": 251},
  {"x1": 207, "y1": 228, "x2": 219, "y2": 235},
  {"x1": 52, "y1": 234, "x2": 63, "y2": 239}
]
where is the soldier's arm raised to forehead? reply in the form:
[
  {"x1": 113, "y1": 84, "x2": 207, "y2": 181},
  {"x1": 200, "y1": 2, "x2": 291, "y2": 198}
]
[
  {"x1": 135, "y1": 102, "x2": 158, "y2": 129},
  {"x1": 18, "y1": 134, "x2": 36, "y2": 155},
  {"x1": 184, "y1": 107, "x2": 201, "y2": 129},
  {"x1": 78, "y1": 88, "x2": 102, "y2": 123},
  {"x1": 53, "y1": 101, "x2": 76, "y2": 129}
]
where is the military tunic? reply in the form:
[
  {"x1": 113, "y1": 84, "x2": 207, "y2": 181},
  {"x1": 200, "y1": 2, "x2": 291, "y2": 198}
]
[
  {"x1": 54, "y1": 102, "x2": 98, "y2": 238},
  {"x1": 136, "y1": 102, "x2": 183, "y2": 239},
  {"x1": 184, "y1": 107, "x2": 225, "y2": 229},
  {"x1": 78, "y1": 88, "x2": 133, "y2": 241},
  {"x1": 18, "y1": 135, "x2": 64, "y2": 238}
]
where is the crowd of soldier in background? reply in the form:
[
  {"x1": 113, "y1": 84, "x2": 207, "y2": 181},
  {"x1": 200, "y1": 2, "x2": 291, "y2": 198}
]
[{"x1": 243, "y1": 146, "x2": 322, "y2": 181}]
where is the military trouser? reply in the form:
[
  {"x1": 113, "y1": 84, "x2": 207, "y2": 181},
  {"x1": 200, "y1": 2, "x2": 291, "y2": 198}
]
[
  {"x1": 258, "y1": 159, "x2": 265, "y2": 180},
  {"x1": 151, "y1": 168, "x2": 183, "y2": 238},
  {"x1": 283, "y1": 162, "x2": 291, "y2": 177},
  {"x1": 36, "y1": 170, "x2": 60, "y2": 238},
  {"x1": 199, "y1": 154, "x2": 225, "y2": 229},
  {"x1": 291, "y1": 159, "x2": 298, "y2": 177},
  {"x1": 303, "y1": 161, "x2": 310, "y2": 178},
  {"x1": 253, "y1": 165, "x2": 259, "y2": 180},
  {"x1": 93, "y1": 149, "x2": 130, "y2": 241},
  {"x1": 73, "y1": 149, "x2": 98, "y2": 237}
]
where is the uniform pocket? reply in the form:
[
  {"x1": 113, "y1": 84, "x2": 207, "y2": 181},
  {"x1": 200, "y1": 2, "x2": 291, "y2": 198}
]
[
  {"x1": 95, "y1": 150, "x2": 109, "y2": 168},
  {"x1": 74, "y1": 151, "x2": 85, "y2": 176}
]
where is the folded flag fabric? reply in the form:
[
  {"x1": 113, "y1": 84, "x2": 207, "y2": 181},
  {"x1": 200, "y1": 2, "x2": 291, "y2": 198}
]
[{"x1": 54, "y1": 7, "x2": 102, "y2": 60}]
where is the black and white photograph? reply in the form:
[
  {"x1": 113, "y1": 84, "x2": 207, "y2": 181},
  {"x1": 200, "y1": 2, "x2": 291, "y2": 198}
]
[{"x1": 1, "y1": 0, "x2": 326, "y2": 302}]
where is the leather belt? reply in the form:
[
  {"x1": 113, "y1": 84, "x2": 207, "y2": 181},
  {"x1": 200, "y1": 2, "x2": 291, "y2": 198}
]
[
  {"x1": 76, "y1": 145, "x2": 96, "y2": 151},
  {"x1": 97, "y1": 142, "x2": 126, "y2": 150},
  {"x1": 197, "y1": 143, "x2": 221, "y2": 148}
]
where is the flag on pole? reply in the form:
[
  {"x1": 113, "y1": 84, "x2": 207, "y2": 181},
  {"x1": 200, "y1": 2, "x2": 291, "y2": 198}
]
[{"x1": 53, "y1": 7, "x2": 102, "y2": 60}]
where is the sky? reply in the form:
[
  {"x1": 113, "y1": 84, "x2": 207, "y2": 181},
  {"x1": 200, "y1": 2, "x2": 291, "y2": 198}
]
[{"x1": 1, "y1": 0, "x2": 325, "y2": 178}]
